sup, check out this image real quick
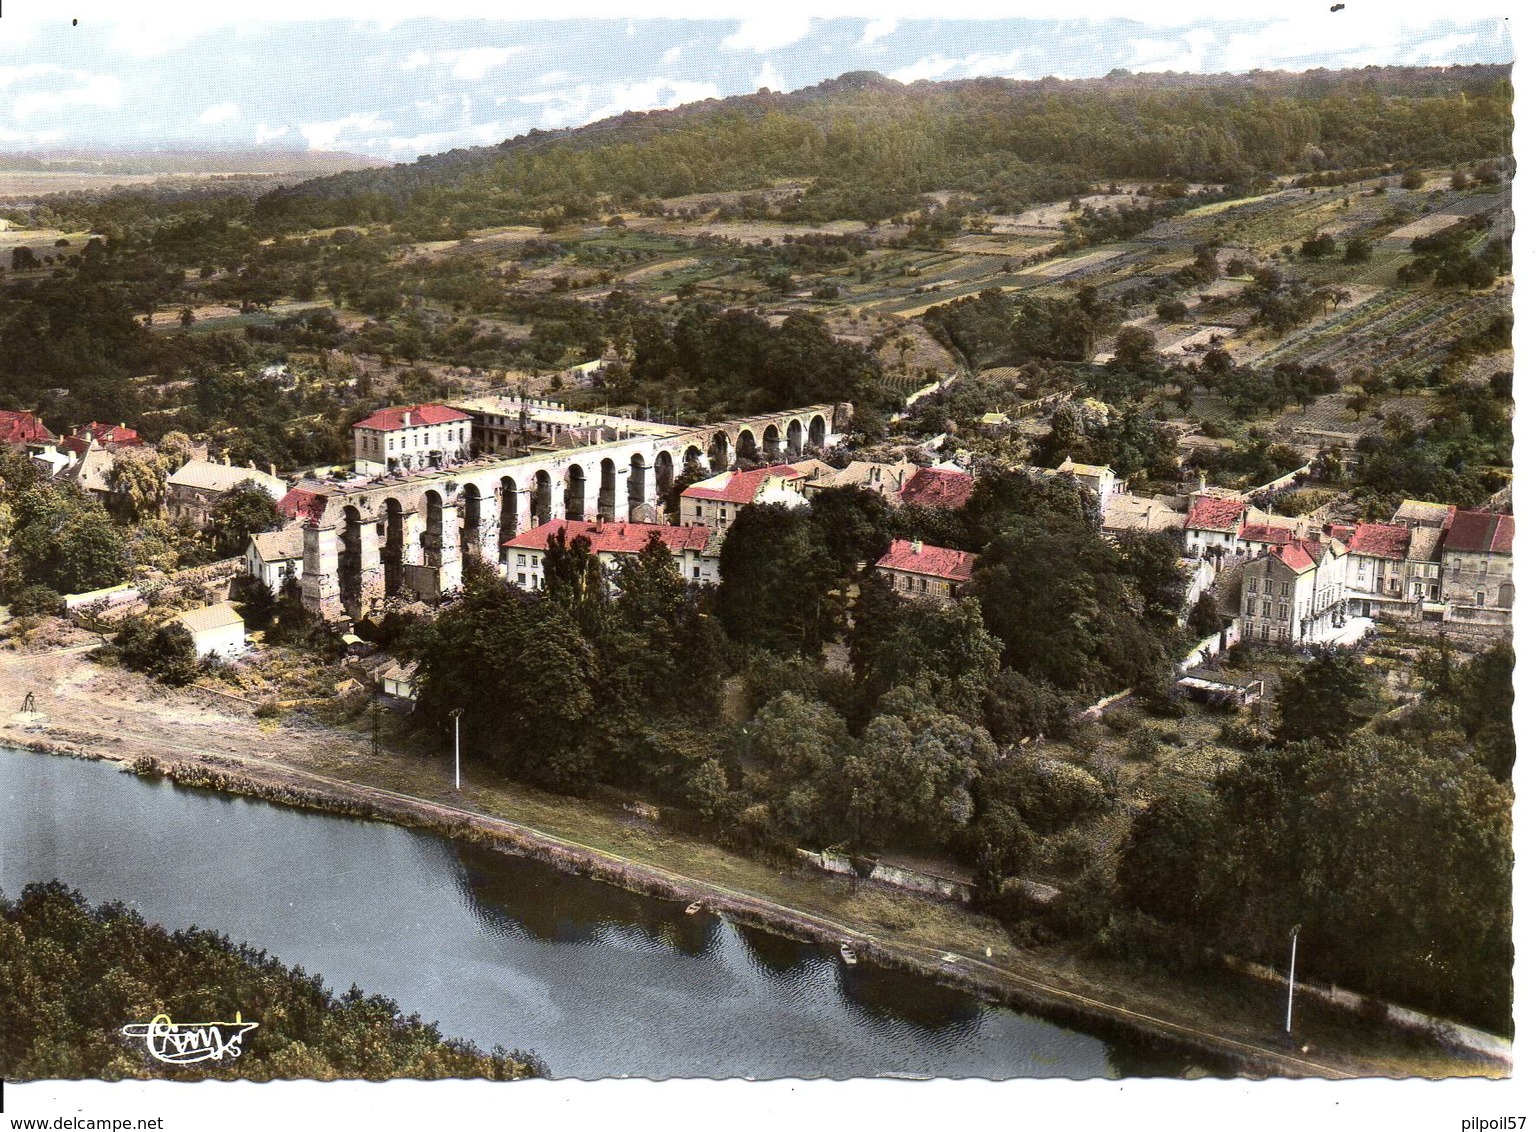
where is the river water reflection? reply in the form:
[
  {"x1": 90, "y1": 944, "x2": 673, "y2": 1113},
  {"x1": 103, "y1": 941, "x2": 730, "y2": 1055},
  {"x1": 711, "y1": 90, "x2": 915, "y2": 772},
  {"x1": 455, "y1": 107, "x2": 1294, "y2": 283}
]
[{"x1": 0, "y1": 747, "x2": 1212, "y2": 1079}]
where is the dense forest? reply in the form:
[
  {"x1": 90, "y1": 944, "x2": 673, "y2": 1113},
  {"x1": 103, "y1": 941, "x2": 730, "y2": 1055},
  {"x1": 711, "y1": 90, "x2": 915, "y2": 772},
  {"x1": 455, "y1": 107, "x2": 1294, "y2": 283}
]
[{"x1": 0, "y1": 881, "x2": 544, "y2": 1080}]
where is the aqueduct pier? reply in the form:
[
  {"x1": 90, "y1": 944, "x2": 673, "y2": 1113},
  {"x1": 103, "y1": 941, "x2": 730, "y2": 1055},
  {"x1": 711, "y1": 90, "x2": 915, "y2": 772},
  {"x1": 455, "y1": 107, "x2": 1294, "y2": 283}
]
[{"x1": 298, "y1": 404, "x2": 846, "y2": 620}]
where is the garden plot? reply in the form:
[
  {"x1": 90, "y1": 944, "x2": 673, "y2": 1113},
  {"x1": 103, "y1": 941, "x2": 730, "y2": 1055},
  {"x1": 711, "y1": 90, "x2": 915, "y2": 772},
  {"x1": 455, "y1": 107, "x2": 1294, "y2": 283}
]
[{"x1": 1274, "y1": 392, "x2": 1436, "y2": 444}]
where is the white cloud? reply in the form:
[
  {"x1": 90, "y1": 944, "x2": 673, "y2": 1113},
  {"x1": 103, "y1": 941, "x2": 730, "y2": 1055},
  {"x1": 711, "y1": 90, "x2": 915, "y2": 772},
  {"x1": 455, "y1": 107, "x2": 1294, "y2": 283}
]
[
  {"x1": 400, "y1": 46, "x2": 527, "y2": 81},
  {"x1": 517, "y1": 78, "x2": 721, "y2": 130},
  {"x1": 0, "y1": 64, "x2": 64, "y2": 88},
  {"x1": 890, "y1": 54, "x2": 959, "y2": 83},
  {"x1": 256, "y1": 124, "x2": 291, "y2": 145},
  {"x1": 300, "y1": 111, "x2": 394, "y2": 151},
  {"x1": 197, "y1": 102, "x2": 241, "y2": 126},
  {"x1": 661, "y1": 45, "x2": 683, "y2": 65},
  {"x1": 859, "y1": 19, "x2": 898, "y2": 46},
  {"x1": 1123, "y1": 29, "x2": 1216, "y2": 73},
  {"x1": 12, "y1": 75, "x2": 124, "y2": 121},
  {"x1": 721, "y1": 17, "x2": 811, "y2": 53},
  {"x1": 753, "y1": 60, "x2": 787, "y2": 92}
]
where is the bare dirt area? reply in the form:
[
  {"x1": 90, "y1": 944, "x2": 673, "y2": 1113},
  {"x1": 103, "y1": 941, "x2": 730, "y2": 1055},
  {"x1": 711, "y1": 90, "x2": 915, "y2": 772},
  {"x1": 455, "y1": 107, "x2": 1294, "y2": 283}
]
[{"x1": 0, "y1": 633, "x2": 1503, "y2": 1081}]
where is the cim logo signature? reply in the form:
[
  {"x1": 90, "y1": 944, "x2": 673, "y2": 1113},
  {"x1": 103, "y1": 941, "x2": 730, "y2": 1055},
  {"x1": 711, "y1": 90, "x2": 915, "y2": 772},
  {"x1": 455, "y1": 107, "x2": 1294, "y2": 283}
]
[{"x1": 121, "y1": 1012, "x2": 259, "y2": 1065}]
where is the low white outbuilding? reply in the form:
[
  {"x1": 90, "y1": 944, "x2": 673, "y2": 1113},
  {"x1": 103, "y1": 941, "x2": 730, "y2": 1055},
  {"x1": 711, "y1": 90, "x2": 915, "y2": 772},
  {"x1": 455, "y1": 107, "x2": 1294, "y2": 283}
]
[{"x1": 176, "y1": 602, "x2": 247, "y2": 660}]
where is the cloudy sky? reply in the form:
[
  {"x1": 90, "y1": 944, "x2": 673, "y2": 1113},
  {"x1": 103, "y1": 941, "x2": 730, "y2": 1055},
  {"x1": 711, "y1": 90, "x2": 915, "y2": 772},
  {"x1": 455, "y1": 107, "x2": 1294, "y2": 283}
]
[{"x1": 0, "y1": 2, "x2": 1515, "y2": 161}]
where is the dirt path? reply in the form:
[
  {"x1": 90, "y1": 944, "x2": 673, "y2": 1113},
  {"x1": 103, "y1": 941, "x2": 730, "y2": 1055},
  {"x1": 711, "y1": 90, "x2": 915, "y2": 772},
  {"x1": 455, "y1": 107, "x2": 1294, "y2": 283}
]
[{"x1": 0, "y1": 637, "x2": 1504, "y2": 1081}]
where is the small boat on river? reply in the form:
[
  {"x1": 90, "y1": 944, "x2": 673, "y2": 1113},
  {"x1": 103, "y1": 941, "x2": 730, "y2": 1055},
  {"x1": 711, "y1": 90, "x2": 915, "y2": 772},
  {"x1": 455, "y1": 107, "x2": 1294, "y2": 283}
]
[{"x1": 839, "y1": 943, "x2": 857, "y2": 965}]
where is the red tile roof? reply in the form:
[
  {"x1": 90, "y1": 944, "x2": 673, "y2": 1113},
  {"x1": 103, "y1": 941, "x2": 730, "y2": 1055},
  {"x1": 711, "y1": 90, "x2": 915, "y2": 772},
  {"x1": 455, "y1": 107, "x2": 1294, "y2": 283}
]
[
  {"x1": 503, "y1": 520, "x2": 712, "y2": 555},
  {"x1": 877, "y1": 539, "x2": 976, "y2": 583},
  {"x1": 681, "y1": 464, "x2": 804, "y2": 505},
  {"x1": 898, "y1": 467, "x2": 974, "y2": 510},
  {"x1": 352, "y1": 404, "x2": 471, "y2": 431},
  {"x1": 0, "y1": 410, "x2": 52, "y2": 445},
  {"x1": 68, "y1": 421, "x2": 141, "y2": 447},
  {"x1": 1272, "y1": 541, "x2": 1319, "y2": 573},
  {"x1": 1443, "y1": 510, "x2": 1514, "y2": 555},
  {"x1": 1346, "y1": 522, "x2": 1412, "y2": 560},
  {"x1": 1238, "y1": 523, "x2": 1293, "y2": 545},
  {"x1": 278, "y1": 486, "x2": 327, "y2": 525},
  {"x1": 1185, "y1": 495, "x2": 1245, "y2": 532}
]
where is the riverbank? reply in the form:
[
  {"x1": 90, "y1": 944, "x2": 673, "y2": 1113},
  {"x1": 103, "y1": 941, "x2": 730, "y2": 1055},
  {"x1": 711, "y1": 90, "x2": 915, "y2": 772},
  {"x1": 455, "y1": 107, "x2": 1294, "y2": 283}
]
[{"x1": 0, "y1": 638, "x2": 1507, "y2": 1080}]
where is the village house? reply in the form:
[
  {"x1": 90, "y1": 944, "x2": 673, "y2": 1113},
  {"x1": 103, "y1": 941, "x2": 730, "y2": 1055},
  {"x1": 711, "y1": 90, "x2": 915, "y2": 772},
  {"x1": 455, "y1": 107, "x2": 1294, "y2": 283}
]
[
  {"x1": 176, "y1": 602, "x2": 247, "y2": 660},
  {"x1": 803, "y1": 458, "x2": 921, "y2": 503},
  {"x1": 1235, "y1": 517, "x2": 1308, "y2": 559},
  {"x1": 1183, "y1": 493, "x2": 1247, "y2": 556},
  {"x1": 61, "y1": 421, "x2": 142, "y2": 455},
  {"x1": 167, "y1": 456, "x2": 287, "y2": 528},
  {"x1": 897, "y1": 466, "x2": 975, "y2": 510},
  {"x1": 1237, "y1": 536, "x2": 1350, "y2": 645},
  {"x1": 874, "y1": 539, "x2": 976, "y2": 605},
  {"x1": 1439, "y1": 509, "x2": 1514, "y2": 621},
  {"x1": 0, "y1": 409, "x2": 53, "y2": 448},
  {"x1": 502, "y1": 519, "x2": 721, "y2": 592},
  {"x1": 1391, "y1": 499, "x2": 1456, "y2": 531},
  {"x1": 679, "y1": 463, "x2": 815, "y2": 530},
  {"x1": 1343, "y1": 522, "x2": 1413, "y2": 617},
  {"x1": 1055, "y1": 459, "x2": 1121, "y2": 518},
  {"x1": 60, "y1": 443, "x2": 117, "y2": 508},
  {"x1": 352, "y1": 403, "x2": 472, "y2": 475},
  {"x1": 1405, "y1": 525, "x2": 1446, "y2": 605},
  {"x1": 245, "y1": 527, "x2": 305, "y2": 592},
  {"x1": 1101, "y1": 493, "x2": 1183, "y2": 539}
]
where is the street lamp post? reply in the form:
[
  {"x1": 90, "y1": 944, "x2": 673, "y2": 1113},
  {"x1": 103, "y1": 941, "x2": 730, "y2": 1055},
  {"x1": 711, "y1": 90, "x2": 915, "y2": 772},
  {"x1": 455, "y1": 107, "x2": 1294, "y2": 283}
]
[
  {"x1": 1285, "y1": 925, "x2": 1300, "y2": 1036},
  {"x1": 449, "y1": 708, "x2": 464, "y2": 791}
]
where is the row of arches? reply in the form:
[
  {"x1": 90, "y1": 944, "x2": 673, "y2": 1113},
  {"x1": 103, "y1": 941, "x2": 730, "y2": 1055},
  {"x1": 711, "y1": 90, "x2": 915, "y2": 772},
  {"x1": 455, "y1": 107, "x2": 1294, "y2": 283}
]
[{"x1": 330, "y1": 412, "x2": 829, "y2": 611}]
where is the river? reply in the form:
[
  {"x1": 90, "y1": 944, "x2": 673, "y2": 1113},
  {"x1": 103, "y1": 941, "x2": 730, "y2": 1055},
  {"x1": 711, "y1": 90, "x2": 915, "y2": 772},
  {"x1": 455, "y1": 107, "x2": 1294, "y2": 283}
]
[{"x1": 0, "y1": 746, "x2": 1217, "y2": 1079}]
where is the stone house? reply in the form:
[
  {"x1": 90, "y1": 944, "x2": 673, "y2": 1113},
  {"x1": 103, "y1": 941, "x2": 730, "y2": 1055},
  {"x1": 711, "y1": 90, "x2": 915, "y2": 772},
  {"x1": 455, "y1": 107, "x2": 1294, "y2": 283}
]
[
  {"x1": 167, "y1": 457, "x2": 287, "y2": 528},
  {"x1": 1343, "y1": 523, "x2": 1413, "y2": 617},
  {"x1": 1237, "y1": 537, "x2": 1349, "y2": 645},
  {"x1": 1183, "y1": 493, "x2": 1247, "y2": 557},
  {"x1": 1439, "y1": 509, "x2": 1514, "y2": 619},
  {"x1": 176, "y1": 602, "x2": 246, "y2": 660},
  {"x1": 245, "y1": 527, "x2": 305, "y2": 592},
  {"x1": 874, "y1": 539, "x2": 976, "y2": 605},
  {"x1": 680, "y1": 464, "x2": 812, "y2": 531}
]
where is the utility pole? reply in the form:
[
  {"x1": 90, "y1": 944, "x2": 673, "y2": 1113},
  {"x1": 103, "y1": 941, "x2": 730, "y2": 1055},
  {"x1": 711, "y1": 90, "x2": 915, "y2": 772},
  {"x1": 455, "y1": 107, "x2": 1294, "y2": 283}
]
[
  {"x1": 1285, "y1": 925, "x2": 1300, "y2": 1036},
  {"x1": 449, "y1": 708, "x2": 464, "y2": 791}
]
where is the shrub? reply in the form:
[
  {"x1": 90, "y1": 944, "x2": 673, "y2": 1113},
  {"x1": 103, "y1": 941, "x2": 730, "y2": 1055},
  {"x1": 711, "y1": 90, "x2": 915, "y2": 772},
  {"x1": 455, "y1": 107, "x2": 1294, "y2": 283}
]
[
  {"x1": 113, "y1": 615, "x2": 198, "y2": 686},
  {"x1": 8, "y1": 584, "x2": 62, "y2": 618}
]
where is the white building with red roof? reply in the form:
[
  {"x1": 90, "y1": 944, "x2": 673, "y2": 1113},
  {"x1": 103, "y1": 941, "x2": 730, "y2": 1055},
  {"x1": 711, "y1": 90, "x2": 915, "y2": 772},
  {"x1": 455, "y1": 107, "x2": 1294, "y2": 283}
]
[
  {"x1": 1237, "y1": 535, "x2": 1349, "y2": 645},
  {"x1": 1183, "y1": 493, "x2": 1247, "y2": 556},
  {"x1": 897, "y1": 466, "x2": 974, "y2": 511},
  {"x1": 352, "y1": 403, "x2": 472, "y2": 475},
  {"x1": 874, "y1": 539, "x2": 976, "y2": 605},
  {"x1": 1343, "y1": 522, "x2": 1413, "y2": 616},
  {"x1": 0, "y1": 409, "x2": 53, "y2": 448},
  {"x1": 680, "y1": 463, "x2": 811, "y2": 531},
  {"x1": 502, "y1": 519, "x2": 721, "y2": 592}
]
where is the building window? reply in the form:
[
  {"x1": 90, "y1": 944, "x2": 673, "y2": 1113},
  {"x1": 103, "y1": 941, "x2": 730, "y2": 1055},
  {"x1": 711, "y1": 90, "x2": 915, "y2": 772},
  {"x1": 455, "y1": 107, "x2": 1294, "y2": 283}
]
[
  {"x1": 1262, "y1": 600, "x2": 1272, "y2": 618},
  {"x1": 905, "y1": 576, "x2": 913, "y2": 591},
  {"x1": 517, "y1": 573, "x2": 526, "y2": 586},
  {"x1": 693, "y1": 566, "x2": 700, "y2": 579},
  {"x1": 1246, "y1": 597, "x2": 1256, "y2": 616},
  {"x1": 517, "y1": 554, "x2": 527, "y2": 566},
  {"x1": 920, "y1": 578, "x2": 928, "y2": 593},
  {"x1": 1248, "y1": 578, "x2": 1257, "y2": 593},
  {"x1": 1263, "y1": 579, "x2": 1273, "y2": 595}
]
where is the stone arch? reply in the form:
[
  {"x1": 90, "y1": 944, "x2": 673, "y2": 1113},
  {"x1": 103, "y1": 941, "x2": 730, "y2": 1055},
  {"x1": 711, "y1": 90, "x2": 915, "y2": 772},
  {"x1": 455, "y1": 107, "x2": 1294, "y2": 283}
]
[
  {"x1": 498, "y1": 476, "x2": 519, "y2": 543},
  {"x1": 654, "y1": 450, "x2": 675, "y2": 502},
  {"x1": 762, "y1": 423, "x2": 782, "y2": 462},
  {"x1": 460, "y1": 483, "x2": 482, "y2": 559},
  {"x1": 598, "y1": 458, "x2": 618, "y2": 521},
  {"x1": 684, "y1": 444, "x2": 705, "y2": 475},
  {"x1": 736, "y1": 428, "x2": 760, "y2": 466},
  {"x1": 709, "y1": 430, "x2": 731, "y2": 472},
  {"x1": 628, "y1": 453, "x2": 647, "y2": 516},
  {"x1": 808, "y1": 414, "x2": 827, "y2": 450},
  {"x1": 424, "y1": 490, "x2": 446, "y2": 568},
  {"x1": 339, "y1": 505, "x2": 363, "y2": 614},
  {"x1": 564, "y1": 464, "x2": 587, "y2": 521},
  {"x1": 786, "y1": 418, "x2": 804, "y2": 457},
  {"x1": 533, "y1": 470, "x2": 553, "y2": 526},
  {"x1": 383, "y1": 497, "x2": 405, "y2": 598}
]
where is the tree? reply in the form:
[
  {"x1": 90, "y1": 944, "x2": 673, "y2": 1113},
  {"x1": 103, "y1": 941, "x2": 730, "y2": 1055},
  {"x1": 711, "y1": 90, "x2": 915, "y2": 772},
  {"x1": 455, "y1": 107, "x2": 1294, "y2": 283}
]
[
  {"x1": 806, "y1": 485, "x2": 892, "y2": 582},
  {"x1": 739, "y1": 691, "x2": 853, "y2": 847},
  {"x1": 112, "y1": 615, "x2": 198, "y2": 686},
  {"x1": 1110, "y1": 324, "x2": 1158, "y2": 370},
  {"x1": 1274, "y1": 650, "x2": 1379, "y2": 746},
  {"x1": 1342, "y1": 236, "x2": 1373, "y2": 264},
  {"x1": 105, "y1": 447, "x2": 167, "y2": 522},
  {"x1": 207, "y1": 481, "x2": 282, "y2": 558},
  {"x1": 5, "y1": 485, "x2": 130, "y2": 595},
  {"x1": 718, "y1": 504, "x2": 839, "y2": 656},
  {"x1": 411, "y1": 573, "x2": 597, "y2": 790}
]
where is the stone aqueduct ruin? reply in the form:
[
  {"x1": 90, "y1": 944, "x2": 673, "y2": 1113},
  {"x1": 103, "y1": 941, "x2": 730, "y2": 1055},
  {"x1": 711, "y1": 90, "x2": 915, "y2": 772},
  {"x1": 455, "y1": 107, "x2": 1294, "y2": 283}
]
[{"x1": 298, "y1": 404, "x2": 843, "y2": 620}]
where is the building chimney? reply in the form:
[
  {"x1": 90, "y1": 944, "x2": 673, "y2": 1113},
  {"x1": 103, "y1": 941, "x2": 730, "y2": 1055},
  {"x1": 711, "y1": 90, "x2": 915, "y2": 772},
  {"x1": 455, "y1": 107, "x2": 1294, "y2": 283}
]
[
  {"x1": 269, "y1": 463, "x2": 277, "y2": 478},
  {"x1": 911, "y1": 539, "x2": 923, "y2": 556},
  {"x1": 222, "y1": 452, "x2": 230, "y2": 466},
  {"x1": 404, "y1": 410, "x2": 413, "y2": 427}
]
